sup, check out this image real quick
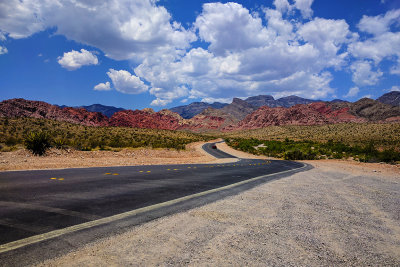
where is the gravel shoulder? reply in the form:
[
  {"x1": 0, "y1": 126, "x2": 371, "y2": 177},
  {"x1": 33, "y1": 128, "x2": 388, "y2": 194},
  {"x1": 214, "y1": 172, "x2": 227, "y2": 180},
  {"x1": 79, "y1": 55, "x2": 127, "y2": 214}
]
[{"x1": 36, "y1": 151, "x2": 400, "y2": 266}]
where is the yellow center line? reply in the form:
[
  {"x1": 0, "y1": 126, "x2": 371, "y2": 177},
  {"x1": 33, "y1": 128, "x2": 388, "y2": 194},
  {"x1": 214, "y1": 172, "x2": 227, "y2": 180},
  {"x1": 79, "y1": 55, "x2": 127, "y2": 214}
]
[
  {"x1": 50, "y1": 178, "x2": 57, "y2": 180},
  {"x1": 58, "y1": 178, "x2": 64, "y2": 181},
  {"x1": 112, "y1": 173, "x2": 119, "y2": 176},
  {"x1": 147, "y1": 171, "x2": 151, "y2": 173}
]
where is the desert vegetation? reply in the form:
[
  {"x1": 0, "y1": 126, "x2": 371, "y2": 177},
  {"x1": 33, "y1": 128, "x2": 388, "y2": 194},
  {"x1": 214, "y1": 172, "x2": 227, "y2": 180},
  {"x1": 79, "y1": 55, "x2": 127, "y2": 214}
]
[
  {"x1": 0, "y1": 117, "x2": 213, "y2": 154},
  {"x1": 224, "y1": 123, "x2": 400, "y2": 163},
  {"x1": 226, "y1": 138, "x2": 400, "y2": 163},
  {"x1": 224, "y1": 123, "x2": 400, "y2": 150}
]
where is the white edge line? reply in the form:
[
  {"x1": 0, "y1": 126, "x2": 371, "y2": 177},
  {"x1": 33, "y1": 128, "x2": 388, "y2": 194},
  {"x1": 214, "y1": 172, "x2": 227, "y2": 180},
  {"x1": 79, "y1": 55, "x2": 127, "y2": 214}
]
[{"x1": 0, "y1": 163, "x2": 307, "y2": 254}]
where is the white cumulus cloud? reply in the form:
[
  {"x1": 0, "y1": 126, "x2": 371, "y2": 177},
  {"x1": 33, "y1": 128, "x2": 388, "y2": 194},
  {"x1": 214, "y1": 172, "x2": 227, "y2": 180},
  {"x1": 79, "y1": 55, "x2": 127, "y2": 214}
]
[
  {"x1": 0, "y1": 0, "x2": 196, "y2": 61},
  {"x1": 390, "y1": 86, "x2": 400, "y2": 92},
  {"x1": 350, "y1": 61, "x2": 383, "y2": 86},
  {"x1": 107, "y1": 69, "x2": 148, "y2": 94},
  {"x1": 294, "y1": 0, "x2": 314, "y2": 18},
  {"x1": 273, "y1": 0, "x2": 291, "y2": 13},
  {"x1": 0, "y1": 31, "x2": 6, "y2": 41},
  {"x1": 298, "y1": 17, "x2": 355, "y2": 69},
  {"x1": 273, "y1": 0, "x2": 314, "y2": 19},
  {"x1": 349, "y1": 9, "x2": 400, "y2": 81},
  {"x1": 134, "y1": 3, "x2": 345, "y2": 104},
  {"x1": 357, "y1": 9, "x2": 400, "y2": 36},
  {"x1": 94, "y1": 81, "x2": 111, "y2": 91},
  {"x1": 344, "y1": 86, "x2": 360, "y2": 98},
  {"x1": 2, "y1": 0, "x2": 399, "y2": 106},
  {"x1": 58, "y1": 49, "x2": 98, "y2": 70},
  {"x1": 194, "y1": 2, "x2": 271, "y2": 56},
  {"x1": 0, "y1": 46, "x2": 7, "y2": 55}
]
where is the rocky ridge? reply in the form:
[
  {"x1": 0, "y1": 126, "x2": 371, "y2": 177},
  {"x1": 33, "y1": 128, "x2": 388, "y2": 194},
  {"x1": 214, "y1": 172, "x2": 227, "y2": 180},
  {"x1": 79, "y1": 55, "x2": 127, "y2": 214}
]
[
  {"x1": 0, "y1": 98, "x2": 109, "y2": 127},
  {"x1": 170, "y1": 102, "x2": 228, "y2": 119},
  {"x1": 230, "y1": 102, "x2": 367, "y2": 130},
  {"x1": 170, "y1": 94, "x2": 319, "y2": 118},
  {"x1": 1, "y1": 96, "x2": 399, "y2": 132},
  {"x1": 376, "y1": 91, "x2": 400, "y2": 107}
]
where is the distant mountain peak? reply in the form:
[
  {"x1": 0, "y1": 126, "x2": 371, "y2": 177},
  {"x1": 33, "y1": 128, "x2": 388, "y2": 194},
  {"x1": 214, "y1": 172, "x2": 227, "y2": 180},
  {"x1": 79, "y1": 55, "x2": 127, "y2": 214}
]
[
  {"x1": 169, "y1": 101, "x2": 228, "y2": 119},
  {"x1": 377, "y1": 91, "x2": 400, "y2": 107}
]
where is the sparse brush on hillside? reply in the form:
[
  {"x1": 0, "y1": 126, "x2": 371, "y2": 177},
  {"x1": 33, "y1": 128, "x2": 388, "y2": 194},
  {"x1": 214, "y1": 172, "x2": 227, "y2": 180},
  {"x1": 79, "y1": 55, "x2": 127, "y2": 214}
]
[
  {"x1": 223, "y1": 123, "x2": 400, "y2": 150},
  {"x1": 0, "y1": 117, "x2": 214, "y2": 153},
  {"x1": 226, "y1": 138, "x2": 400, "y2": 163}
]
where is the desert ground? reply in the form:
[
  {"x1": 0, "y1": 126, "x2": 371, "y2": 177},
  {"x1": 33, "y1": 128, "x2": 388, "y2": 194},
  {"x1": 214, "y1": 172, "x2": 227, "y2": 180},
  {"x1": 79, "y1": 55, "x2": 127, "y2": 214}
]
[
  {"x1": 0, "y1": 140, "x2": 239, "y2": 171},
  {"x1": 27, "y1": 143, "x2": 400, "y2": 266}
]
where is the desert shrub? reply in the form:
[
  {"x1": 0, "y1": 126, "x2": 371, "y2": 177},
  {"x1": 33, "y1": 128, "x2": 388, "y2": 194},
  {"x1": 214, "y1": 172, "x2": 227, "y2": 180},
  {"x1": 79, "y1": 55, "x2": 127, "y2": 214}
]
[
  {"x1": 332, "y1": 152, "x2": 344, "y2": 159},
  {"x1": 53, "y1": 138, "x2": 67, "y2": 149},
  {"x1": 5, "y1": 136, "x2": 18, "y2": 146},
  {"x1": 305, "y1": 149, "x2": 318, "y2": 160},
  {"x1": 24, "y1": 131, "x2": 52, "y2": 156},
  {"x1": 227, "y1": 137, "x2": 399, "y2": 163},
  {"x1": 379, "y1": 149, "x2": 400, "y2": 163},
  {"x1": 0, "y1": 117, "x2": 212, "y2": 151},
  {"x1": 224, "y1": 123, "x2": 400, "y2": 150},
  {"x1": 284, "y1": 150, "x2": 305, "y2": 160}
]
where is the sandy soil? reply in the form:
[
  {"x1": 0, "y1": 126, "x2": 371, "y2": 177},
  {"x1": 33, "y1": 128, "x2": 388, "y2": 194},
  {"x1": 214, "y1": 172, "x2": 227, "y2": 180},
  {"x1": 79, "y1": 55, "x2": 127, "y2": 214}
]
[
  {"x1": 36, "y1": 147, "x2": 400, "y2": 266},
  {"x1": 0, "y1": 140, "x2": 237, "y2": 171}
]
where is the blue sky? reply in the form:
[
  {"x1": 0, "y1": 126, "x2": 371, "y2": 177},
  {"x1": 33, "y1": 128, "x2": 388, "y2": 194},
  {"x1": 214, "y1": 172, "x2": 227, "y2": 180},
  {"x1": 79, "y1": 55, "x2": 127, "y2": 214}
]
[{"x1": 1, "y1": 0, "x2": 399, "y2": 110}]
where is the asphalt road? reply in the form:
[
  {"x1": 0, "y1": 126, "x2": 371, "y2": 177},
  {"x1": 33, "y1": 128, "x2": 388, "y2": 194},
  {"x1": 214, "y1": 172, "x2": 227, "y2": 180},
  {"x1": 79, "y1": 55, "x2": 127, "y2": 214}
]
[
  {"x1": 0, "y1": 142, "x2": 308, "y2": 266},
  {"x1": 202, "y1": 142, "x2": 237, "y2": 158}
]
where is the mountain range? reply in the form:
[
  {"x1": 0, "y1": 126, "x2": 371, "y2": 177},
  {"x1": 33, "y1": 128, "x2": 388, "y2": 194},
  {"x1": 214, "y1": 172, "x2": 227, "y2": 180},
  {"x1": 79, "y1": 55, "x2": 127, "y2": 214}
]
[
  {"x1": 170, "y1": 95, "x2": 319, "y2": 119},
  {"x1": 57, "y1": 104, "x2": 125, "y2": 117},
  {"x1": 1, "y1": 91, "x2": 399, "y2": 132}
]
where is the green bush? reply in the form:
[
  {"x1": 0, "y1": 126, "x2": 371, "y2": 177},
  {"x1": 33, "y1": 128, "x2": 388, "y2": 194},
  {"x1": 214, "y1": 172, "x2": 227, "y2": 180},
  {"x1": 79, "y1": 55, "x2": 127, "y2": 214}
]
[
  {"x1": 25, "y1": 131, "x2": 52, "y2": 156},
  {"x1": 379, "y1": 149, "x2": 400, "y2": 163},
  {"x1": 5, "y1": 136, "x2": 18, "y2": 146},
  {"x1": 53, "y1": 138, "x2": 67, "y2": 149},
  {"x1": 227, "y1": 137, "x2": 400, "y2": 163},
  {"x1": 284, "y1": 150, "x2": 305, "y2": 160}
]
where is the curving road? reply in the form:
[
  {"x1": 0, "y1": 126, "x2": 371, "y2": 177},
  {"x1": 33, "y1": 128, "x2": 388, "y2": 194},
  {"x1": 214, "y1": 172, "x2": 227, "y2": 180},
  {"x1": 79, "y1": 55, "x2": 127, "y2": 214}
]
[
  {"x1": 0, "y1": 142, "x2": 309, "y2": 266},
  {"x1": 202, "y1": 142, "x2": 237, "y2": 158}
]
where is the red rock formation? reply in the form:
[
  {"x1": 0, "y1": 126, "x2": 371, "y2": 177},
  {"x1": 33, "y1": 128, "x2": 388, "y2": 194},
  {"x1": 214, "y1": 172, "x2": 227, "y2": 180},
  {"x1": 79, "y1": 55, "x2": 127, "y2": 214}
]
[
  {"x1": 308, "y1": 102, "x2": 366, "y2": 123},
  {"x1": 0, "y1": 98, "x2": 109, "y2": 126},
  {"x1": 231, "y1": 102, "x2": 367, "y2": 130},
  {"x1": 109, "y1": 109, "x2": 183, "y2": 130},
  {"x1": 183, "y1": 114, "x2": 226, "y2": 131},
  {"x1": 0, "y1": 99, "x2": 190, "y2": 130}
]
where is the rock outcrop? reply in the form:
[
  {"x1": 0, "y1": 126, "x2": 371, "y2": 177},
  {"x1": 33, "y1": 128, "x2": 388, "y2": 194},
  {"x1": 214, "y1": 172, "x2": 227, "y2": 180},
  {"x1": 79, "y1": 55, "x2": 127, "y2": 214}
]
[
  {"x1": 230, "y1": 102, "x2": 367, "y2": 130},
  {"x1": 109, "y1": 109, "x2": 186, "y2": 130},
  {"x1": 169, "y1": 101, "x2": 228, "y2": 119},
  {"x1": 377, "y1": 91, "x2": 400, "y2": 107},
  {"x1": 0, "y1": 98, "x2": 109, "y2": 126}
]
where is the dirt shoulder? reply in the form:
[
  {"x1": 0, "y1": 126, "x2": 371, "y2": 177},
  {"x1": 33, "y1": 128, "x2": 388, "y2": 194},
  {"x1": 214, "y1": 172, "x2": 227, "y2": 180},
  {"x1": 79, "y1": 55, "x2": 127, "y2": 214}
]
[
  {"x1": 0, "y1": 140, "x2": 236, "y2": 171},
  {"x1": 37, "y1": 158, "x2": 399, "y2": 266}
]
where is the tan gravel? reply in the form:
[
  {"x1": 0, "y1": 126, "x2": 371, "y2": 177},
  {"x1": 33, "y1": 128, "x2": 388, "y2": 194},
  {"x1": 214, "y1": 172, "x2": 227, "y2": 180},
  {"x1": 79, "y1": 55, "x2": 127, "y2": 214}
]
[
  {"x1": 36, "y1": 157, "x2": 399, "y2": 266},
  {"x1": 0, "y1": 140, "x2": 237, "y2": 171}
]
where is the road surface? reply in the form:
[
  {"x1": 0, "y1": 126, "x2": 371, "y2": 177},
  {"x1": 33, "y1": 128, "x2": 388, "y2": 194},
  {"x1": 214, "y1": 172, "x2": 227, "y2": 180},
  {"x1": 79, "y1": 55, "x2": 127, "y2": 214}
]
[{"x1": 0, "y1": 142, "x2": 309, "y2": 266}]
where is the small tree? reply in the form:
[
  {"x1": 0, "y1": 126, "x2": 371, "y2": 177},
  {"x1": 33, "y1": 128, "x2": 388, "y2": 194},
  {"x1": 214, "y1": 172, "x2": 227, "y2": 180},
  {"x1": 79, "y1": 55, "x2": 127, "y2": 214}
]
[{"x1": 25, "y1": 131, "x2": 52, "y2": 156}]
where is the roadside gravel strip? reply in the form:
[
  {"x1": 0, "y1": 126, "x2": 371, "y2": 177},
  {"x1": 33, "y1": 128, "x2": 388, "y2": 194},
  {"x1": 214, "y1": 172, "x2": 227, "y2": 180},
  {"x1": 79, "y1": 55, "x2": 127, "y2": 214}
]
[{"x1": 36, "y1": 150, "x2": 400, "y2": 266}]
